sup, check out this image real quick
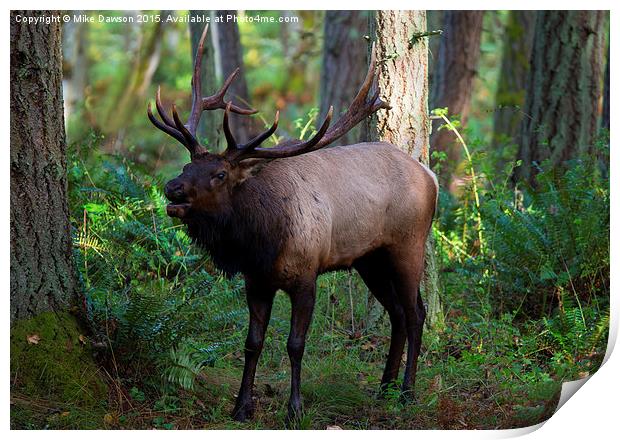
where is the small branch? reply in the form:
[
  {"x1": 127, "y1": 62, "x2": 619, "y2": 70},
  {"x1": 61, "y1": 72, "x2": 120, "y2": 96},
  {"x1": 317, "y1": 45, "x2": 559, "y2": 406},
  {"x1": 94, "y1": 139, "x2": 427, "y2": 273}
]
[
  {"x1": 409, "y1": 29, "x2": 443, "y2": 48},
  {"x1": 436, "y1": 112, "x2": 486, "y2": 255}
]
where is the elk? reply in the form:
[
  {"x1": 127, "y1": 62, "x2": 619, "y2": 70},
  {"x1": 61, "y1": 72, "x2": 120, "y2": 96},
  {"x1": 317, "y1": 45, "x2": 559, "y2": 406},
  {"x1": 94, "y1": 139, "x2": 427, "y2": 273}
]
[{"x1": 147, "y1": 25, "x2": 438, "y2": 424}]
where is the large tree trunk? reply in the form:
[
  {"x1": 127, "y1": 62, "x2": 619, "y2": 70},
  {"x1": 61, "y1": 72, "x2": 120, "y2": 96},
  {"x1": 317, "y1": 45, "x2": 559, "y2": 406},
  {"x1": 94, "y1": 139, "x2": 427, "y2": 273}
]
[
  {"x1": 214, "y1": 11, "x2": 258, "y2": 142},
  {"x1": 429, "y1": 11, "x2": 483, "y2": 182},
  {"x1": 10, "y1": 11, "x2": 79, "y2": 322},
  {"x1": 516, "y1": 11, "x2": 606, "y2": 182},
  {"x1": 368, "y1": 10, "x2": 444, "y2": 329},
  {"x1": 189, "y1": 11, "x2": 220, "y2": 150},
  {"x1": 319, "y1": 11, "x2": 369, "y2": 146},
  {"x1": 492, "y1": 11, "x2": 535, "y2": 148}
]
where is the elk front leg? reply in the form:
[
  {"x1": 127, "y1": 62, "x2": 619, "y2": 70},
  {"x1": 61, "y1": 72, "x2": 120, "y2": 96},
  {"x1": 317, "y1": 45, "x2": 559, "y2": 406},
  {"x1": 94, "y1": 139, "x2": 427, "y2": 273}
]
[
  {"x1": 285, "y1": 280, "x2": 316, "y2": 426},
  {"x1": 232, "y1": 281, "x2": 275, "y2": 422}
]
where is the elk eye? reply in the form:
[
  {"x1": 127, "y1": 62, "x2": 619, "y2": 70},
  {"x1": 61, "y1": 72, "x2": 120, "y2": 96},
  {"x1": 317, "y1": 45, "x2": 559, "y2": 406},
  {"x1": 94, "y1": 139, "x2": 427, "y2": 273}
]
[{"x1": 215, "y1": 171, "x2": 227, "y2": 180}]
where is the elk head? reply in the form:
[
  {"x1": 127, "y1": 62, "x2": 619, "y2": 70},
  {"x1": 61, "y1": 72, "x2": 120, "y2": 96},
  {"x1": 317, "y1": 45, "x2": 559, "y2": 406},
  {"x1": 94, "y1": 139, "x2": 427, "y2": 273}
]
[{"x1": 148, "y1": 24, "x2": 388, "y2": 221}]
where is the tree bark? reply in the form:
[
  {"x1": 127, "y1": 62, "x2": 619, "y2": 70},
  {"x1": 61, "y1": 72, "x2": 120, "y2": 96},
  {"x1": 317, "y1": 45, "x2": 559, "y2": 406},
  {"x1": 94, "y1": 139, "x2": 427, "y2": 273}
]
[
  {"x1": 189, "y1": 11, "x2": 220, "y2": 151},
  {"x1": 10, "y1": 11, "x2": 79, "y2": 322},
  {"x1": 516, "y1": 11, "x2": 606, "y2": 182},
  {"x1": 492, "y1": 11, "x2": 535, "y2": 148},
  {"x1": 368, "y1": 10, "x2": 444, "y2": 330},
  {"x1": 319, "y1": 11, "x2": 369, "y2": 146},
  {"x1": 429, "y1": 11, "x2": 483, "y2": 181},
  {"x1": 214, "y1": 11, "x2": 258, "y2": 142}
]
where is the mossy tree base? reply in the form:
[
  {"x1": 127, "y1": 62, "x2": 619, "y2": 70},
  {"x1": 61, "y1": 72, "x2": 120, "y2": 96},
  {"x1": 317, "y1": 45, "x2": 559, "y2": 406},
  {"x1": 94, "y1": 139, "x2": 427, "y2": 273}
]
[{"x1": 10, "y1": 311, "x2": 108, "y2": 429}]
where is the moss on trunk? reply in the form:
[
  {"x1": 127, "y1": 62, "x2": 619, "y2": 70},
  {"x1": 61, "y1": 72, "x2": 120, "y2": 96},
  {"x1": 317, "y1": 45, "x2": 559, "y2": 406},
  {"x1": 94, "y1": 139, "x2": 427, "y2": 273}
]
[{"x1": 10, "y1": 311, "x2": 108, "y2": 429}]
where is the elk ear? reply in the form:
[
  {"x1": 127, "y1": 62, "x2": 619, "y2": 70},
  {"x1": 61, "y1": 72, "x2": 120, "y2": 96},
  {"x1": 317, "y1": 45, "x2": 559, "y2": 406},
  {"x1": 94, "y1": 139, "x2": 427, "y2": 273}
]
[{"x1": 234, "y1": 158, "x2": 268, "y2": 185}]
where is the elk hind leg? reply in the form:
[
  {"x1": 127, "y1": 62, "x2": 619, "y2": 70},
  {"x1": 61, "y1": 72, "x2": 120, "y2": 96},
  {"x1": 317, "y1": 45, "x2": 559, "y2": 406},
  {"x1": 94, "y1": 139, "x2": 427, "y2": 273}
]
[
  {"x1": 354, "y1": 252, "x2": 407, "y2": 392},
  {"x1": 390, "y1": 250, "x2": 426, "y2": 399},
  {"x1": 285, "y1": 278, "x2": 317, "y2": 426}
]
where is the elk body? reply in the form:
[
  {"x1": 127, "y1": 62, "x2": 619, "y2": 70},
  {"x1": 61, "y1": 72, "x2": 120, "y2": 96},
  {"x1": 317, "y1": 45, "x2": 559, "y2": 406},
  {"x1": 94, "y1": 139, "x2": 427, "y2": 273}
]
[{"x1": 148, "y1": 25, "x2": 438, "y2": 424}]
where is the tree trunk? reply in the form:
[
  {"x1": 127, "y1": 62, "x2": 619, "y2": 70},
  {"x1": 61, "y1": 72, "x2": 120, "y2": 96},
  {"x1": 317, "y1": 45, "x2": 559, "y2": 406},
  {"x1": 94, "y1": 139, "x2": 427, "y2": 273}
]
[
  {"x1": 516, "y1": 11, "x2": 606, "y2": 182},
  {"x1": 214, "y1": 11, "x2": 258, "y2": 141},
  {"x1": 62, "y1": 11, "x2": 89, "y2": 128},
  {"x1": 190, "y1": 11, "x2": 220, "y2": 151},
  {"x1": 426, "y1": 10, "x2": 443, "y2": 94},
  {"x1": 492, "y1": 11, "x2": 535, "y2": 148},
  {"x1": 368, "y1": 10, "x2": 444, "y2": 330},
  {"x1": 602, "y1": 45, "x2": 609, "y2": 130},
  {"x1": 10, "y1": 11, "x2": 79, "y2": 322},
  {"x1": 319, "y1": 11, "x2": 369, "y2": 146},
  {"x1": 429, "y1": 11, "x2": 483, "y2": 182}
]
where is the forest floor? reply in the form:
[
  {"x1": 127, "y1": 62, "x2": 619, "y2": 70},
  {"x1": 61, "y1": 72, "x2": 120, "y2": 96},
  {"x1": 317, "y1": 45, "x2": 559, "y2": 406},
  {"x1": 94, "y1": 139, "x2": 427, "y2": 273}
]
[
  {"x1": 97, "y1": 359, "x2": 562, "y2": 430},
  {"x1": 10, "y1": 353, "x2": 562, "y2": 430},
  {"x1": 11, "y1": 285, "x2": 568, "y2": 430}
]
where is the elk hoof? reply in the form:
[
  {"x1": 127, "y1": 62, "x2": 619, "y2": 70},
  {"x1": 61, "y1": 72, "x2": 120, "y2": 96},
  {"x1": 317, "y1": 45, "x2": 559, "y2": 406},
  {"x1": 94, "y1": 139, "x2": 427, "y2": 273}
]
[
  {"x1": 399, "y1": 388, "x2": 416, "y2": 404},
  {"x1": 232, "y1": 400, "x2": 254, "y2": 422},
  {"x1": 285, "y1": 403, "x2": 303, "y2": 428},
  {"x1": 377, "y1": 381, "x2": 398, "y2": 399}
]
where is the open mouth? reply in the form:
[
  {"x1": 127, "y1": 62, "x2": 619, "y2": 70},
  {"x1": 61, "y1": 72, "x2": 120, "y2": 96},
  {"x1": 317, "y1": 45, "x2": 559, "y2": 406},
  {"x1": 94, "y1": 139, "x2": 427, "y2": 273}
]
[{"x1": 166, "y1": 203, "x2": 191, "y2": 218}]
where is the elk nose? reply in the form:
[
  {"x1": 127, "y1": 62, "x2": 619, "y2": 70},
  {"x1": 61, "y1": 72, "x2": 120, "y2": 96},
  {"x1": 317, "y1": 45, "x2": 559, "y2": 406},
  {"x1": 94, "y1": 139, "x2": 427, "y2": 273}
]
[{"x1": 164, "y1": 180, "x2": 185, "y2": 201}]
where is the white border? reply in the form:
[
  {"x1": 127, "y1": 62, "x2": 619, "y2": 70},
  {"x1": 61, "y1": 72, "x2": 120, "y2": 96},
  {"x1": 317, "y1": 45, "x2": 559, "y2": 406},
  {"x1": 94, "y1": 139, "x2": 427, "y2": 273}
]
[{"x1": 4, "y1": 2, "x2": 617, "y2": 438}]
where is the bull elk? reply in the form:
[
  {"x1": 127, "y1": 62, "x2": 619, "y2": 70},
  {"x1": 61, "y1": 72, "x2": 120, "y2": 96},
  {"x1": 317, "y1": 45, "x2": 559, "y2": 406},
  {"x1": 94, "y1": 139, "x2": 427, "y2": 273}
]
[{"x1": 147, "y1": 25, "x2": 438, "y2": 424}]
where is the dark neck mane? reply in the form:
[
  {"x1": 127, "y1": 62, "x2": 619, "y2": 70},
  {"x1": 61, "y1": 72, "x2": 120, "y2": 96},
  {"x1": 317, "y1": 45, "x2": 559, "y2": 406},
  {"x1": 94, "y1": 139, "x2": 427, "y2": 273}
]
[{"x1": 185, "y1": 179, "x2": 290, "y2": 277}]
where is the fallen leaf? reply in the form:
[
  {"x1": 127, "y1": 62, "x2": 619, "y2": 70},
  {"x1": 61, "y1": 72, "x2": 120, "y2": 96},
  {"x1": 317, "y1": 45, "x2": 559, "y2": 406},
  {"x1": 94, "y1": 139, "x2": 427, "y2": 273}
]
[
  {"x1": 27, "y1": 334, "x2": 40, "y2": 345},
  {"x1": 326, "y1": 425, "x2": 342, "y2": 430},
  {"x1": 349, "y1": 330, "x2": 362, "y2": 340},
  {"x1": 361, "y1": 341, "x2": 376, "y2": 351},
  {"x1": 61, "y1": 412, "x2": 70, "y2": 417}
]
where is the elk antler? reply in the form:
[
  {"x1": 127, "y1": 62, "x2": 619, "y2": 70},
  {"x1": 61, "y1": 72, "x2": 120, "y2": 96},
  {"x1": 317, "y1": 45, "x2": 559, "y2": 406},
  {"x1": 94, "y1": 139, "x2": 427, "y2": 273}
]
[
  {"x1": 313, "y1": 43, "x2": 390, "y2": 148},
  {"x1": 221, "y1": 43, "x2": 388, "y2": 163},
  {"x1": 147, "y1": 24, "x2": 257, "y2": 157},
  {"x1": 223, "y1": 102, "x2": 332, "y2": 162}
]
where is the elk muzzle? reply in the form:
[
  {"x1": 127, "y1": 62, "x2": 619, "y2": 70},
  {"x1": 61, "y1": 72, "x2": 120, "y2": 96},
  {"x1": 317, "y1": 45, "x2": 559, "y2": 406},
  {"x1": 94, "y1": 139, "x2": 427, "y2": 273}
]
[{"x1": 164, "y1": 179, "x2": 191, "y2": 218}]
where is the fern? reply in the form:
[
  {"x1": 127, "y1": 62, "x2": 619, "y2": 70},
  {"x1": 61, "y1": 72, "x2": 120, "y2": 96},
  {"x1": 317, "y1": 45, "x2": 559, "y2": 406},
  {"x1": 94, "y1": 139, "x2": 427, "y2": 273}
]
[{"x1": 164, "y1": 345, "x2": 204, "y2": 391}]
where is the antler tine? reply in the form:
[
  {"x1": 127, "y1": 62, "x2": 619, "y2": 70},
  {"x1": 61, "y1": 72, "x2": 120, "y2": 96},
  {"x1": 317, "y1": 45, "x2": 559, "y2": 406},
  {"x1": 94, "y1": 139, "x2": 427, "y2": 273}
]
[
  {"x1": 186, "y1": 24, "x2": 209, "y2": 136},
  {"x1": 349, "y1": 42, "x2": 377, "y2": 110},
  {"x1": 239, "y1": 107, "x2": 333, "y2": 160},
  {"x1": 310, "y1": 43, "x2": 389, "y2": 148},
  {"x1": 223, "y1": 102, "x2": 238, "y2": 151},
  {"x1": 155, "y1": 86, "x2": 177, "y2": 128},
  {"x1": 147, "y1": 102, "x2": 186, "y2": 146},
  {"x1": 172, "y1": 104, "x2": 207, "y2": 157},
  {"x1": 201, "y1": 69, "x2": 258, "y2": 115},
  {"x1": 226, "y1": 111, "x2": 280, "y2": 162},
  {"x1": 241, "y1": 111, "x2": 280, "y2": 150}
]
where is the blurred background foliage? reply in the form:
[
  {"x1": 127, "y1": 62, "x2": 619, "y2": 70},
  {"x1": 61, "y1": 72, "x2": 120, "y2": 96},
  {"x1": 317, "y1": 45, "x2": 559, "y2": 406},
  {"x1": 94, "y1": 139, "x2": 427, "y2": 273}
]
[
  {"x1": 35, "y1": 9, "x2": 610, "y2": 429},
  {"x1": 65, "y1": 10, "x2": 324, "y2": 176}
]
